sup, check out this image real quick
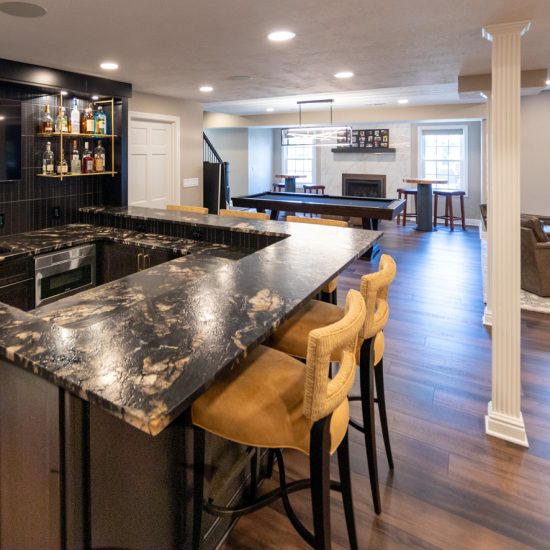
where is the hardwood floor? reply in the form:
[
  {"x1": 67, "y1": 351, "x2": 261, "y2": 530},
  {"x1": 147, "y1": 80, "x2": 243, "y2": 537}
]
[{"x1": 221, "y1": 223, "x2": 550, "y2": 550}]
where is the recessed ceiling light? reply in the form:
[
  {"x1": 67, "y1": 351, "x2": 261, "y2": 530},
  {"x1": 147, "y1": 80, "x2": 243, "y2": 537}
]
[
  {"x1": 267, "y1": 30, "x2": 296, "y2": 42},
  {"x1": 266, "y1": 108, "x2": 275, "y2": 112},
  {"x1": 546, "y1": 79, "x2": 550, "y2": 86},
  {"x1": 397, "y1": 99, "x2": 409, "y2": 104},
  {"x1": 334, "y1": 71, "x2": 354, "y2": 79},
  {"x1": 60, "y1": 90, "x2": 68, "y2": 96},
  {"x1": 200, "y1": 86, "x2": 214, "y2": 93},
  {"x1": 100, "y1": 62, "x2": 118, "y2": 70},
  {"x1": 0, "y1": 2, "x2": 47, "y2": 17},
  {"x1": 91, "y1": 95, "x2": 99, "y2": 101},
  {"x1": 0, "y1": 116, "x2": 5, "y2": 121}
]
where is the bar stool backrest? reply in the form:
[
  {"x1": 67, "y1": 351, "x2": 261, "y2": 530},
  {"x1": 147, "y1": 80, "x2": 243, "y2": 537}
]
[
  {"x1": 360, "y1": 254, "x2": 397, "y2": 341},
  {"x1": 303, "y1": 289, "x2": 366, "y2": 421},
  {"x1": 286, "y1": 215, "x2": 348, "y2": 228},
  {"x1": 167, "y1": 204, "x2": 209, "y2": 214},
  {"x1": 219, "y1": 209, "x2": 269, "y2": 220}
]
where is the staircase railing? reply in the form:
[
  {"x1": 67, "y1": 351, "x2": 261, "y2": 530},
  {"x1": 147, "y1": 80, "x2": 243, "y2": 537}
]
[{"x1": 203, "y1": 133, "x2": 230, "y2": 213}]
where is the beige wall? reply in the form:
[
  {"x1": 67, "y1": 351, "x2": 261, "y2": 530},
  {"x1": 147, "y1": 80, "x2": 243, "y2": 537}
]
[
  {"x1": 129, "y1": 92, "x2": 203, "y2": 206},
  {"x1": 521, "y1": 93, "x2": 550, "y2": 216}
]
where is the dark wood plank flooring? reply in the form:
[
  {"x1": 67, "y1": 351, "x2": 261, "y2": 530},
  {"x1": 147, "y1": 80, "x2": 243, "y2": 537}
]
[{"x1": 221, "y1": 222, "x2": 550, "y2": 550}]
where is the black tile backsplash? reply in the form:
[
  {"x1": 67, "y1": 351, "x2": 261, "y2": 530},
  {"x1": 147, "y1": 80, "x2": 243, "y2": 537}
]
[{"x1": 0, "y1": 81, "x2": 123, "y2": 236}]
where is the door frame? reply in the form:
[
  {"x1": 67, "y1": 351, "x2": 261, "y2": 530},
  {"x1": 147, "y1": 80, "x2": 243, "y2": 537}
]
[{"x1": 128, "y1": 111, "x2": 181, "y2": 206}]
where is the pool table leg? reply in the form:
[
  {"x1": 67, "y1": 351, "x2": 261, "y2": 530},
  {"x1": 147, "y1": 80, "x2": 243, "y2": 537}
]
[
  {"x1": 361, "y1": 218, "x2": 379, "y2": 231},
  {"x1": 269, "y1": 210, "x2": 279, "y2": 221}
]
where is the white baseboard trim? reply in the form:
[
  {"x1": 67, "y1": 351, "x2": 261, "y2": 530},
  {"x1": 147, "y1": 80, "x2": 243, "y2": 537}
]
[
  {"x1": 485, "y1": 401, "x2": 529, "y2": 447},
  {"x1": 482, "y1": 306, "x2": 493, "y2": 326}
]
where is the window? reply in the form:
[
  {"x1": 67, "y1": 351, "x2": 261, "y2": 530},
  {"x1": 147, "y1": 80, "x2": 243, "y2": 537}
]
[
  {"x1": 281, "y1": 133, "x2": 315, "y2": 185},
  {"x1": 418, "y1": 125, "x2": 468, "y2": 193}
]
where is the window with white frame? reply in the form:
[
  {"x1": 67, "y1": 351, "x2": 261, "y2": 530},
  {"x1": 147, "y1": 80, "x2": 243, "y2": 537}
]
[
  {"x1": 418, "y1": 125, "x2": 468, "y2": 193},
  {"x1": 281, "y1": 134, "x2": 315, "y2": 185}
]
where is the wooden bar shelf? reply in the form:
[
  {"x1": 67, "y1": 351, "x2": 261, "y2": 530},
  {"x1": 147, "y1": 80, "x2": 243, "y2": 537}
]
[
  {"x1": 331, "y1": 147, "x2": 396, "y2": 153},
  {"x1": 37, "y1": 171, "x2": 117, "y2": 178},
  {"x1": 37, "y1": 133, "x2": 118, "y2": 138}
]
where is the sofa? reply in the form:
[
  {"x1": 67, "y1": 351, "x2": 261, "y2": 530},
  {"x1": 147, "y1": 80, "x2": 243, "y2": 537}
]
[{"x1": 521, "y1": 215, "x2": 550, "y2": 297}]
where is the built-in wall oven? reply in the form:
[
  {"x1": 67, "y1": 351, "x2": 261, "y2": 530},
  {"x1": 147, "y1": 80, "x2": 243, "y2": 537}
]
[{"x1": 35, "y1": 244, "x2": 96, "y2": 307}]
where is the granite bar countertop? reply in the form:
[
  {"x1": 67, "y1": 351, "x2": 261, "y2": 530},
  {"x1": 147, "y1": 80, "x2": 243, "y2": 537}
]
[{"x1": 0, "y1": 207, "x2": 381, "y2": 435}]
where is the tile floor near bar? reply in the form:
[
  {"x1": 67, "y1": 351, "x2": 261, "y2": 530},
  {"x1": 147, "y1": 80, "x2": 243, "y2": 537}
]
[{"x1": 222, "y1": 222, "x2": 550, "y2": 550}]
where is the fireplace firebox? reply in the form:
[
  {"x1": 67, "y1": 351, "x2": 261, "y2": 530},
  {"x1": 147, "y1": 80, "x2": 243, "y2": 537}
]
[{"x1": 342, "y1": 173, "x2": 386, "y2": 198}]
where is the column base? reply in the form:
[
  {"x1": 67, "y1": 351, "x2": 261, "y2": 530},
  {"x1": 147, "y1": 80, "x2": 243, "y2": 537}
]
[
  {"x1": 485, "y1": 401, "x2": 529, "y2": 447},
  {"x1": 482, "y1": 306, "x2": 493, "y2": 326}
]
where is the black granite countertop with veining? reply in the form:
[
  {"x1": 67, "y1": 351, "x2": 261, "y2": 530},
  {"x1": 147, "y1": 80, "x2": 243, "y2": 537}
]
[{"x1": 0, "y1": 208, "x2": 381, "y2": 435}]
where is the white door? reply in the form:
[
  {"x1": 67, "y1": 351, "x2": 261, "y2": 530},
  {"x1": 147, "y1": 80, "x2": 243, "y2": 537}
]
[{"x1": 128, "y1": 117, "x2": 175, "y2": 208}]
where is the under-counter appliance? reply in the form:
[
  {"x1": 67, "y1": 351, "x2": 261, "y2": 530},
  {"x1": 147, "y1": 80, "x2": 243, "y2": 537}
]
[{"x1": 35, "y1": 244, "x2": 96, "y2": 307}]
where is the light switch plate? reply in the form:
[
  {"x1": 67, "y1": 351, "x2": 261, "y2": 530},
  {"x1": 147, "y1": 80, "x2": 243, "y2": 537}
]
[{"x1": 183, "y1": 177, "x2": 199, "y2": 188}]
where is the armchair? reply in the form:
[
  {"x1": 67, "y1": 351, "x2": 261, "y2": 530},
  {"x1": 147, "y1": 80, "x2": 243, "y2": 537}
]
[{"x1": 521, "y1": 215, "x2": 550, "y2": 297}]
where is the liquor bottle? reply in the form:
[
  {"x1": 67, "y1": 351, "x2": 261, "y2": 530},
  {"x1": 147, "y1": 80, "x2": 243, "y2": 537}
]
[
  {"x1": 93, "y1": 140, "x2": 105, "y2": 172},
  {"x1": 55, "y1": 106, "x2": 69, "y2": 133},
  {"x1": 42, "y1": 142, "x2": 54, "y2": 175},
  {"x1": 94, "y1": 105, "x2": 106, "y2": 135},
  {"x1": 82, "y1": 104, "x2": 94, "y2": 134},
  {"x1": 81, "y1": 142, "x2": 94, "y2": 173},
  {"x1": 70, "y1": 98, "x2": 80, "y2": 135},
  {"x1": 70, "y1": 140, "x2": 81, "y2": 174},
  {"x1": 56, "y1": 155, "x2": 68, "y2": 175},
  {"x1": 41, "y1": 104, "x2": 53, "y2": 134}
]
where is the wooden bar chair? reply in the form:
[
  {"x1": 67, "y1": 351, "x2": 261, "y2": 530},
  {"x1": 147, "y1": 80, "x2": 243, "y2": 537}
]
[
  {"x1": 302, "y1": 184, "x2": 326, "y2": 216},
  {"x1": 396, "y1": 188, "x2": 417, "y2": 226},
  {"x1": 269, "y1": 254, "x2": 397, "y2": 515},
  {"x1": 219, "y1": 208, "x2": 269, "y2": 220},
  {"x1": 166, "y1": 204, "x2": 209, "y2": 214},
  {"x1": 272, "y1": 183, "x2": 286, "y2": 192},
  {"x1": 192, "y1": 290, "x2": 366, "y2": 550},
  {"x1": 286, "y1": 215, "x2": 349, "y2": 305},
  {"x1": 433, "y1": 189, "x2": 466, "y2": 231}
]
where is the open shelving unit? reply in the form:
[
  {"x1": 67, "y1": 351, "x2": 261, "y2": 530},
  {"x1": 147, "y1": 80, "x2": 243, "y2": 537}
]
[{"x1": 36, "y1": 94, "x2": 117, "y2": 180}]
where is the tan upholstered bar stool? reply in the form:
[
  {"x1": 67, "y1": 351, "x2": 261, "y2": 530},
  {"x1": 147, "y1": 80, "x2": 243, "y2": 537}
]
[
  {"x1": 286, "y1": 215, "x2": 348, "y2": 305},
  {"x1": 395, "y1": 188, "x2": 417, "y2": 226},
  {"x1": 219, "y1": 208, "x2": 269, "y2": 220},
  {"x1": 433, "y1": 189, "x2": 466, "y2": 230},
  {"x1": 192, "y1": 290, "x2": 366, "y2": 550},
  {"x1": 270, "y1": 254, "x2": 397, "y2": 515},
  {"x1": 166, "y1": 204, "x2": 209, "y2": 214}
]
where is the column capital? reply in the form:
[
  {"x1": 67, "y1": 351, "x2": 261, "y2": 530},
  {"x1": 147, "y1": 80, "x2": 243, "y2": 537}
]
[{"x1": 482, "y1": 20, "x2": 531, "y2": 41}]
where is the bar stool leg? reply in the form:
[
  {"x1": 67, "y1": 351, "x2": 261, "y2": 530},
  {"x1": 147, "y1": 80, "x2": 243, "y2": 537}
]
[
  {"x1": 397, "y1": 191, "x2": 402, "y2": 224},
  {"x1": 402, "y1": 194, "x2": 407, "y2": 227},
  {"x1": 374, "y1": 359, "x2": 393, "y2": 469},
  {"x1": 336, "y1": 431, "x2": 358, "y2": 550},
  {"x1": 310, "y1": 416, "x2": 332, "y2": 550},
  {"x1": 460, "y1": 194, "x2": 466, "y2": 230},
  {"x1": 445, "y1": 196, "x2": 450, "y2": 227},
  {"x1": 433, "y1": 194, "x2": 438, "y2": 228},
  {"x1": 449, "y1": 196, "x2": 455, "y2": 231}
]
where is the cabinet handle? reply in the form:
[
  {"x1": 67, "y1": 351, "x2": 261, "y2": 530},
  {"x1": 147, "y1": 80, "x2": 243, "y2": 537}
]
[{"x1": 137, "y1": 252, "x2": 143, "y2": 272}]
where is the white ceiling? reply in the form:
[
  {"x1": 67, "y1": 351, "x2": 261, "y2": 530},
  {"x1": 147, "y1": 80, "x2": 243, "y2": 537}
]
[{"x1": 1, "y1": 0, "x2": 550, "y2": 115}]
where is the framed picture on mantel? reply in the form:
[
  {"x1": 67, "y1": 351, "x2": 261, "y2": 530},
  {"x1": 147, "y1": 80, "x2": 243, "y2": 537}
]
[{"x1": 351, "y1": 129, "x2": 390, "y2": 148}]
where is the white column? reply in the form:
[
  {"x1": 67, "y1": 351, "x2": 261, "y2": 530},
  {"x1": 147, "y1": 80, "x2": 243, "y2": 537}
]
[
  {"x1": 483, "y1": 21, "x2": 530, "y2": 447},
  {"x1": 483, "y1": 97, "x2": 493, "y2": 326}
]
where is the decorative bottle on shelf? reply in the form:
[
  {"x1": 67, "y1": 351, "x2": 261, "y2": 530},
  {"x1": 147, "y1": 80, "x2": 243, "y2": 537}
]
[
  {"x1": 42, "y1": 142, "x2": 54, "y2": 175},
  {"x1": 94, "y1": 105, "x2": 106, "y2": 135},
  {"x1": 41, "y1": 104, "x2": 53, "y2": 134},
  {"x1": 82, "y1": 104, "x2": 94, "y2": 134},
  {"x1": 70, "y1": 98, "x2": 80, "y2": 135},
  {"x1": 70, "y1": 140, "x2": 81, "y2": 174},
  {"x1": 93, "y1": 140, "x2": 105, "y2": 172},
  {"x1": 55, "y1": 106, "x2": 68, "y2": 133},
  {"x1": 81, "y1": 142, "x2": 94, "y2": 173},
  {"x1": 56, "y1": 155, "x2": 68, "y2": 175}
]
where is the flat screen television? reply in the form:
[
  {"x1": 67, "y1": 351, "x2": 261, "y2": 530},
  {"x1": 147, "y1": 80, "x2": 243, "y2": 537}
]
[{"x1": 0, "y1": 99, "x2": 21, "y2": 181}]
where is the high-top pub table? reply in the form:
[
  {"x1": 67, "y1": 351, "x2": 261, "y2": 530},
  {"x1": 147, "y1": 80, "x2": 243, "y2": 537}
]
[
  {"x1": 403, "y1": 178, "x2": 447, "y2": 232},
  {"x1": 274, "y1": 174, "x2": 306, "y2": 192}
]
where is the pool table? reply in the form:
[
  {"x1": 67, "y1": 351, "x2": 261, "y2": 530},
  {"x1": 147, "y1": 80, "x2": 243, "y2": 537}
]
[{"x1": 232, "y1": 192, "x2": 406, "y2": 230}]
